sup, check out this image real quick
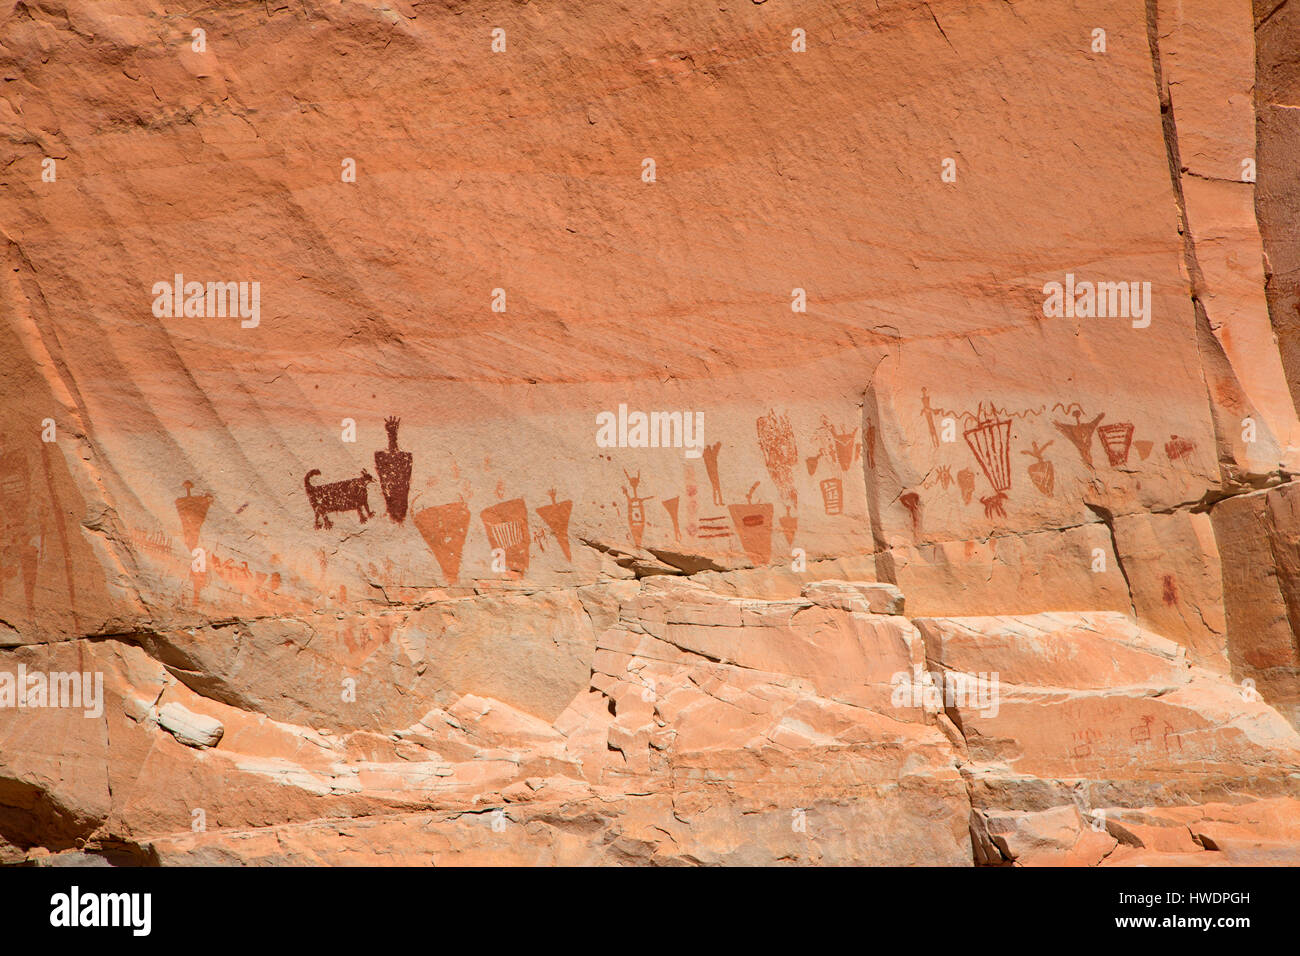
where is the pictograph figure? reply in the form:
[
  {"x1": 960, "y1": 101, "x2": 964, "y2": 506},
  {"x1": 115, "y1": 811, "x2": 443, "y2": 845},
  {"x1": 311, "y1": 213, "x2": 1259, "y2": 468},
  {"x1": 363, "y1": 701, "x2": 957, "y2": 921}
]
[
  {"x1": 1162, "y1": 722, "x2": 1182, "y2": 752},
  {"x1": 535, "y1": 489, "x2": 573, "y2": 561},
  {"x1": 822, "y1": 419, "x2": 859, "y2": 471},
  {"x1": 980, "y1": 493, "x2": 1006, "y2": 518},
  {"x1": 176, "y1": 479, "x2": 214, "y2": 606},
  {"x1": 305, "y1": 469, "x2": 375, "y2": 529},
  {"x1": 374, "y1": 417, "x2": 413, "y2": 523},
  {"x1": 0, "y1": 439, "x2": 30, "y2": 523},
  {"x1": 1053, "y1": 404, "x2": 1104, "y2": 467},
  {"x1": 662, "y1": 496, "x2": 682, "y2": 543},
  {"x1": 779, "y1": 506, "x2": 798, "y2": 546},
  {"x1": 698, "y1": 514, "x2": 732, "y2": 540},
  {"x1": 964, "y1": 409, "x2": 1013, "y2": 515},
  {"x1": 703, "y1": 443, "x2": 724, "y2": 506},
  {"x1": 729, "y1": 481, "x2": 773, "y2": 566},
  {"x1": 900, "y1": 491, "x2": 921, "y2": 534},
  {"x1": 820, "y1": 477, "x2": 842, "y2": 515},
  {"x1": 957, "y1": 468, "x2": 975, "y2": 505},
  {"x1": 756, "y1": 410, "x2": 799, "y2": 509},
  {"x1": 1020, "y1": 440, "x2": 1055, "y2": 497},
  {"x1": 175, "y1": 480, "x2": 213, "y2": 551},
  {"x1": 622, "y1": 471, "x2": 653, "y2": 548},
  {"x1": 1071, "y1": 728, "x2": 1099, "y2": 759},
  {"x1": 1098, "y1": 422, "x2": 1134, "y2": 467},
  {"x1": 921, "y1": 387, "x2": 941, "y2": 448},
  {"x1": 1165, "y1": 435, "x2": 1195, "y2": 461},
  {"x1": 807, "y1": 418, "x2": 856, "y2": 516},
  {"x1": 414, "y1": 500, "x2": 470, "y2": 583},
  {"x1": 481, "y1": 497, "x2": 530, "y2": 574},
  {"x1": 1130, "y1": 714, "x2": 1154, "y2": 744},
  {"x1": 130, "y1": 528, "x2": 174, "y2": 556}
]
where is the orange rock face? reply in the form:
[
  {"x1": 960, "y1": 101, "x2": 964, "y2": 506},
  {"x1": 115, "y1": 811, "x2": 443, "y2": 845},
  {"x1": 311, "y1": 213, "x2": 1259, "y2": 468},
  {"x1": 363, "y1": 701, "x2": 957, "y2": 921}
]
[{"x1": 1, "y1": 0, "x2": 1300, "y2": 866}]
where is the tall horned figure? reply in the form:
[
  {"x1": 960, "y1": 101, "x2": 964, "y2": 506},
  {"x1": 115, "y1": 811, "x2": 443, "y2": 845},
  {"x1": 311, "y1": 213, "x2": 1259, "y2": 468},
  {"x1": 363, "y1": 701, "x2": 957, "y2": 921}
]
[{"x1": 374, "y1": 415, "x2": 413, "y2": 524}]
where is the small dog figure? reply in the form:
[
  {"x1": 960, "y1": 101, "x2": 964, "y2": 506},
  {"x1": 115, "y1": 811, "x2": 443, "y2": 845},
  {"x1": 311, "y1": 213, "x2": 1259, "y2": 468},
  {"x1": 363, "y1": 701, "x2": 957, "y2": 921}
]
[{"x1": 304, "y1": 468, "x2": 375, "y2": 529}]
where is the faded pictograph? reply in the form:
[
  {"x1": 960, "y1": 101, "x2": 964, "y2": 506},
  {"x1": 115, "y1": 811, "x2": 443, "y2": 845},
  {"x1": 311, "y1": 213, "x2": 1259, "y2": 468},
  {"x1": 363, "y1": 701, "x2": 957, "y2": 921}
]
[
  {"x1": 1021, "y1": 440, "x2": 1055, "y2": 497},
  {"x1": 175, "y1": 480, "x2": 213, "y2": 551},
  {"x1": 756, "y1": 410, "x2": 798, "y2": 506},
  {"x1": 1165, "y1": 435, "x2": 1196, "y2": 462},
  {"x1": 861, "y1": 419, "x2": 878, "y2": 471},
  {"x1": 129, "y1": 528, "x2": 173, "y2": 556},
  {"x1": 1130, "y1": 714, "x2": 1154, "y2": 744},
  {"x1": 809, "y1": 417, "x2": 859, "y2": 516},
  {"x1": 175, "y1": 479, "x2": 214, "y2": 604},
  {"x1": 206, "y1": 551, "x2": 284, "y2": 602},
  {"x1": 1071, "y1": 728, "x2": 1100, "y2": 759},
  {"x1": 757, "y1": 409, "x2": 801, "y2": 545},
  {"x1": 921, "y1": 387, "x2": 941, "y2": 448},
  {"x1": 957, "y1": 467, "x2": 975, "y2": 505}
]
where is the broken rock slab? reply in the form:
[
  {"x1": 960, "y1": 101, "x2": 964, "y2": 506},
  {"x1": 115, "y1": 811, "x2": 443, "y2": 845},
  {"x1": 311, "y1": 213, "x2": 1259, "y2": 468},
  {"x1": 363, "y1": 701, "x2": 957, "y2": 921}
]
[
  {"x1": 156, "y1": 702, "x2": 225, "y2": 749},
  {"x1": 801, "y1": 580, "x2": 905, "y2": 615}
]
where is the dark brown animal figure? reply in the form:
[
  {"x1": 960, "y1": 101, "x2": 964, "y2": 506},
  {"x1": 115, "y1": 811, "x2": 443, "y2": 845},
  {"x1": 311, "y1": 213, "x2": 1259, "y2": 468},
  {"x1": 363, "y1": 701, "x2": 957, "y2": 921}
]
[{"x1": 305, "y1": 468, "x2": 375, "y2": 529}]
